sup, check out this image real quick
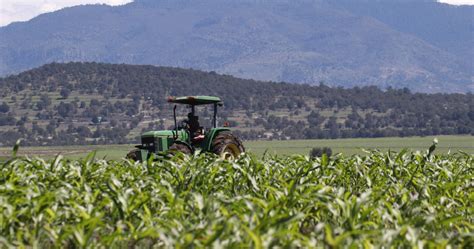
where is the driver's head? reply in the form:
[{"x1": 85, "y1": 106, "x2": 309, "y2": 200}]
[{"x1": 188, "y1": 112, "x2": 197, "y2": 119}]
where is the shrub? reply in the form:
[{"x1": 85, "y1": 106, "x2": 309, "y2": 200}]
[{"x1": 310, "y1": 146, "x2": 332, "y2": 158}]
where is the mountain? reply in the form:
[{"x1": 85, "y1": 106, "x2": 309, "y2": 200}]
[
  {"x1": 0, "y1": 62, "x2": 472, "y2": 146},
  {"x1": 0, "y1": 0, "x2": 472, "y2": 93}
]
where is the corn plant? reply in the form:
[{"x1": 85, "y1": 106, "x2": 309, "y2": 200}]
[{"x1": 0, "y1": 144, "x2": 472, "y2": 248}]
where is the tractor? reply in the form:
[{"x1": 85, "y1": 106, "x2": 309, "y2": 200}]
[{"x1": 127, "y1": 96, "x2": 245, "y2": 161}]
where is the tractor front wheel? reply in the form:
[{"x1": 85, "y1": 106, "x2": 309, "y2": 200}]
[
  {"x1": 211, "y1": 132, "x2": 245, "y2": 159},
  {"x1": 126, "y1": 149, "x2": 139, "y2": 161},
  {"x1": 168, "y1": 142, "x2": 192, "y2": 157}
]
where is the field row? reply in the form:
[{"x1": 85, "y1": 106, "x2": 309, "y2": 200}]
[{"x1": 0, "y1": 136, "x2": 472, "y2": 160}]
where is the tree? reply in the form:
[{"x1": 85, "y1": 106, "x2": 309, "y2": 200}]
[
  {"x1": 307, "y1": 111, "x2": 326, "y2": 127},
  {"x1": 91, "y1": 116, "x2": 102, "y2": 124},
  {"x1": 60, "y1": 88, "x2": 71, "y2": 99},
  {"x1": 76, "y1": 126, "x2": 92, "y2": 137},
  {"x1": 0, "y1": 114, "x2": 16, "y2": 126},
  {"x1": 38, "y1": 94, "x2": 52, "y2": 109},
  {"x1": 0, "y1": 102, "x2": 9, "y2": 113},
  {"x1": 325, "y1": 117, "x2": 340, "y2": 138},
  {"x1": 46, "y1": 120, "x2": 57, "y2": 135},
  {"x1": 57, "y1": 102, "x2": 76, "y2": 118}
]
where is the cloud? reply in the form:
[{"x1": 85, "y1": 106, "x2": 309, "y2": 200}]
[
  {"x1": 438, "y1": 0, "x2": 474, "y2": 5},
  {"x1": 0, "y1": 0, "x2": 133, "y2": 27}
]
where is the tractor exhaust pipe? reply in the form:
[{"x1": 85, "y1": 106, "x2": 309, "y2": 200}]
[
  {"x1": 173, "y1": 105, "x2": 178, "y2": 139},
  {"x1": 213, "y1": 103, "x2": 217, "y2": 128}
]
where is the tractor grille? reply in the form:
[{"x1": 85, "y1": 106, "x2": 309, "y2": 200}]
[{"x1": 141, "y1": 137, "x2": 155, "y2": 152}]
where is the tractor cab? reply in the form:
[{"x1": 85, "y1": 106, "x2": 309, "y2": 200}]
[
  {"x1": 168, "y1": 96, "x2": 222, "y2": 144},
  {"x1": 127, "y1": 96, "x2": 244, "y2": 161}
]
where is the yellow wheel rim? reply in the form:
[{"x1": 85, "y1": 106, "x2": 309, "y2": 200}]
[{"x1": 221, "y1": 144, "x2": 240, "y2": 160}]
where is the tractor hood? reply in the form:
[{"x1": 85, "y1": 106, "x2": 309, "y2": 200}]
[
  {"x1": 141, "y1": 130, "x2": 176, "y2": 137},
  {"x1": 141, "y1": 130, "x2": 189, "y2": 142}
]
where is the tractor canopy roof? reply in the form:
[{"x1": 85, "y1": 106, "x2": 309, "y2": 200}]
[{"x1": 167, "y1": 96, "x2": 222, "y2": 105}]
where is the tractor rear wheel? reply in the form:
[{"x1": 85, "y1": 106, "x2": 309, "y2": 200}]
[
  {"x1": 126, "y1": 149, "x2": 139, "y2": 161},
  {"x1": 211, "y1": 132, "x2": 245, "y2": 159},
  {"x1": 168, "y1": 143, "x2": 192, "y2": 157}
]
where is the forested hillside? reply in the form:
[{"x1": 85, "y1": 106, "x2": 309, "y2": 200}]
[{"x1": 0, "y1": 62, "x2": 472, "y2": 146}]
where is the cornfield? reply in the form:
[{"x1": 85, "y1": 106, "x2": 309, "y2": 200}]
[{"x1": 0, "y1": 143, "x2": 472, "y2": 248}]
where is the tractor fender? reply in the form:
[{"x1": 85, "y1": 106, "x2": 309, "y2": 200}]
[
  {"x1": 171, "y1": 140, "x2": 194, "y2": 153},
  {"x1": 203, "y1": 128, "x2": 231, "y2": 151}
]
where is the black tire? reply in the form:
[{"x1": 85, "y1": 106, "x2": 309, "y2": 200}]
[
  {"x1": 168, "y1": 142, "x2": 192, "y2": 157},
  {"x1": 211, "y1": 132, "x2": 245, "y2": 159},
  {"x1": 126, "y1": 149, "x2": 139, "y2": 161}
]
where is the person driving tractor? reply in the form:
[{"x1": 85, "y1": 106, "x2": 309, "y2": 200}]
[{"x1": 185, "y1": 112, "x2": 204, "y2": 142}]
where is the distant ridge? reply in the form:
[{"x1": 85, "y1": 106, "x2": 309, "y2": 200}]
[{"x1": 0, "y1": 0, "x2": 472, "y2": 93}]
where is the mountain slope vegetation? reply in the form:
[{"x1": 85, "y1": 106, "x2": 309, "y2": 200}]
[{"x1": 0, "y1": 63, "x2": 472, "y2": 146}]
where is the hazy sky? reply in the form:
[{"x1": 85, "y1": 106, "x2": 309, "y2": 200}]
[
  {"x1": 0, "y1": 0, "x2": 133, "y2": 26},
  {"x1": 0, "y1": 0, "x2": 472, "y2": 27}
]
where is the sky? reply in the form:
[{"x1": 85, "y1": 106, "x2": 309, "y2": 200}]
[
  {"x1": 0, "y1": 0, "x2": 133, "y2": 26},
  {"x1": 0, "y1": 0, "x2": 473, "y2": 27}
]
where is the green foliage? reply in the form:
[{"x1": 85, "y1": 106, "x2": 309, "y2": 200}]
[
  {"x1": 0, "y1": 148, "x2": 472, "y2": 247},
  {"x1": 310, "y1": 147, "x2": 333, "y2": 158}
]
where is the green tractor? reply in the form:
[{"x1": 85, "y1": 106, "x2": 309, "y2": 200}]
[{"x1": 127, "y1": 96, "x2": 245, "y2": 161}]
